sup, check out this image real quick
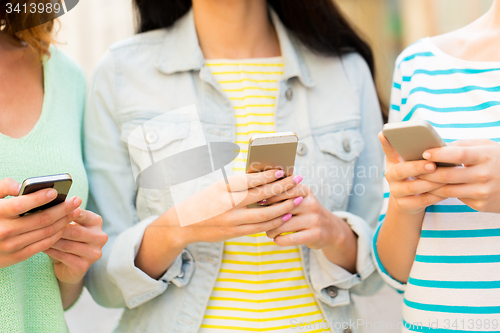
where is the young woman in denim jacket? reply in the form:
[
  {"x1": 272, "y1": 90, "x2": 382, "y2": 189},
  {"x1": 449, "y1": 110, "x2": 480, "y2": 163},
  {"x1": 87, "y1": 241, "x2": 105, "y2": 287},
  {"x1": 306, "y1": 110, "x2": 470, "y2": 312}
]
[{"x1": 84, "y1": 0, "x2": 385, "y2": 332}]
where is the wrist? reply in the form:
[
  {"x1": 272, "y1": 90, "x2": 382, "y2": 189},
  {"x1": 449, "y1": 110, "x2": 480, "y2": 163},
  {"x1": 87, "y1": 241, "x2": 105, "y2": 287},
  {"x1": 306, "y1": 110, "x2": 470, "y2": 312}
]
[{"x1": 155, "y1": 207, "x2": 191, "y2": 251}]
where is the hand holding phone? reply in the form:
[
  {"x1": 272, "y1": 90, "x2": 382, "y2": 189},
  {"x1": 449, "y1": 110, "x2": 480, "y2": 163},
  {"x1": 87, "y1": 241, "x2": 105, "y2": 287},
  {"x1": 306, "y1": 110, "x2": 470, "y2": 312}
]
[
  {"x1": 0, "y1": 177, "x2": 81, "y2": 268},
  {"x1": 379, "y1": 133, "x2": 446, "y2": 214}
]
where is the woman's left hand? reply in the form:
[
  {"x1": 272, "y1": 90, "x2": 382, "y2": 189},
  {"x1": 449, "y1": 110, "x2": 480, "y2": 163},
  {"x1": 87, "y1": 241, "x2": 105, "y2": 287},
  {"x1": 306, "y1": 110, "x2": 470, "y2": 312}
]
[
  {"x1": 418, "y1": 139, "x2": 500, "y2": 213},
  {"x1": 264, "y1": 183, "x2": 358, "y2": 273},
  {"x1": 43, "y1": 206, "x2": 108, "y2": 285}
]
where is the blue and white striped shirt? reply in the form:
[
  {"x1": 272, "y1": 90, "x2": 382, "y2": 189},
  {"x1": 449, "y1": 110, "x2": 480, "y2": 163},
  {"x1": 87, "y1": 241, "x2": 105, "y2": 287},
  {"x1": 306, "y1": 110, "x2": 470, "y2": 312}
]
[{"x1": 374, "y1": 37, "x2": 500, "y2": 332}]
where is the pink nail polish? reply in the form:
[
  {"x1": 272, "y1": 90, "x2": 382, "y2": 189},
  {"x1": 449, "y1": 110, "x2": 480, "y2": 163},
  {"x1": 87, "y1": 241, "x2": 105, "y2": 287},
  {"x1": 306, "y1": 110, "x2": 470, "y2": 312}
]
[
  {"x1": 293, "y1": 175, "x2": 303, "y2": 184},
  {"x1": 293, "y1": 197, "x2": 304, "y2": 206},
  {"x1": 275, "y1": 170, "x2": 285, "y2": 178},
  {"x1": 282, "y1": 213, "x2": 292, "y2": 222},
  {"x1": 257, "y1": 199, "x2": 267, "y2": 205}
]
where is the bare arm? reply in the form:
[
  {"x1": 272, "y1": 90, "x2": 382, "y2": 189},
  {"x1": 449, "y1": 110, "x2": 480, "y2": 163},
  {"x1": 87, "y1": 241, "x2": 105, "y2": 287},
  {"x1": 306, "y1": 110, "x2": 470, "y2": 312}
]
[{"x1": 376, "y1": 133, "x2": 445, "y2": 282}]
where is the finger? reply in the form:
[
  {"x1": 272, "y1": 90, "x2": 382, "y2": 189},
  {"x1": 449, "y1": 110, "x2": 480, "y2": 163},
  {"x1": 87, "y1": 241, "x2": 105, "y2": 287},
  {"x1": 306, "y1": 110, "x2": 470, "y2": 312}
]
[
  {"x1": 429, "y1": 183, "x2": 490, "y2": 200},
  {"x1": 60, "y1": 224, "x2": 108, "y2": 247},
  {"x1": 11, "y1": 228, "x2": 63, "y2": 263},
  {"x1": 264, "y1": 184, "x2": 311, "y2": 205},
  {"x1": 396, "y1": 193, "x2": 446, "y2": 213},
  {"x1": 72, "y1": 209, "x2": 103, "y2": 228},
  {"x1": 448, "y1": 139, "x2": 496, "y2": 147},
  {"x1": 387, "y1": 160, "x2": 436, "y2": 182},
  {"x1": 235, "y1": 216, "x2": 288, "y2": 237},
  {"x1": 1, "y1": 210, "x2": 78, "y2": 253},
  {"x1": 239, "y1": 175, "x2": 303, "y2": 206},
  {"x1": 50, "y1": 239, "x2": 102, "y2": 262},
  {"x1": 43, "y1": 248, "x2": 88, "y2": 272},
  {"x1": 230, "y1": 169, "x2": 285, "y2": 192},
  {"x1": 0, "y1": 178, "x2": 21, "y2": 199},
  {"x1": 1, "y1": 188, "x2": 58, "y2": 217},
  {"x1": 391, "y1": 179, "x2": 445, "y2": 197},
  {"x1": 274, "y1": 229, "x2": 318, "y2": 247},
  {"x1": 423, "y1": 146, "x2": 486, "y2": 166},
  {"x1": 418, "y1": 165, "x2": 480, "y2": 184},
  {"x1": 379, "y1": 132, "x2": 403, "y2": 165},
  {"x1": 238, "y1": 198, "x2": 296, "y2": 224},
  {"x1": 266, "y1": 215, "x2": 307, "y2": 239},
  {"x1": 11, "y1": 197, "x2": 81, "y2": 235}
]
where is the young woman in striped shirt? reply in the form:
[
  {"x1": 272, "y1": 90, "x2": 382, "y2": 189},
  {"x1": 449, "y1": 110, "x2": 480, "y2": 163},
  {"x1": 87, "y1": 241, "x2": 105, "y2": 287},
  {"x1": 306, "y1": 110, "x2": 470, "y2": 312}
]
[{"x1": 375, "y1": 0, "x2": 500, "y2": 331}]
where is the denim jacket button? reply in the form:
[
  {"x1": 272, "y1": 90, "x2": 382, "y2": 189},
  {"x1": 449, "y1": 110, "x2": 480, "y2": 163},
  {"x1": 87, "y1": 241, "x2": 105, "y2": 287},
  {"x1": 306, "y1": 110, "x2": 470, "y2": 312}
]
[
  {"x1": 296, "y1": 142, "x2": 307, "y2": 156},
  {"x1": 145, "y1": 130, "x2": 159, "y2": 144},
  {"x1": 285, "y1": 87, "x2": 293, "y2": 101},
  {"x1": 342, "y1": 139, "x2": 351, "y2": 153},
  {"x1": 326, "y1": 286, "x2": 338, "y2": 298}
]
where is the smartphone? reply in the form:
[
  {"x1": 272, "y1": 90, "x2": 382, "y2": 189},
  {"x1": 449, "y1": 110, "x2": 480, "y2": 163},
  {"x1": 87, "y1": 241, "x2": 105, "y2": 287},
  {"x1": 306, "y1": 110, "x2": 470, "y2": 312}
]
[
  {"x1": 246, "y1": 132, "x2": 299, "y2": 176},
  {"x1": 382, "y1": 120, "x2": 456, "y2": 167},
  {"x1": 18, "y1": 173, "x2": 72, "y2": 216}
]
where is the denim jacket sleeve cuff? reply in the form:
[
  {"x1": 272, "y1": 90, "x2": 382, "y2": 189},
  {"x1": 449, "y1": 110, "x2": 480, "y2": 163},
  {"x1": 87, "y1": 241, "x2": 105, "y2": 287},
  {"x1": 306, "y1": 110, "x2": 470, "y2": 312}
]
[
  {"x1": 372, "y1": 222, "x2": 406, "y2": 293},
  {"x1": 308, "y1": 211, "x2": 376, "y2": 306},
  {"x1": 106, "y1": 216, "x2": 195, "y2": 309}
]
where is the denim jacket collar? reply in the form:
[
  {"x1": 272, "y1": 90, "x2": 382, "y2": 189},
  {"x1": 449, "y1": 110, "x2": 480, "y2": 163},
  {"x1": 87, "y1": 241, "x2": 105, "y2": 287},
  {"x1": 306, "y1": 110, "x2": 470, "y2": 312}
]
[{"x1": 155, "y1": 8, "x2": 315, "y2": 87}]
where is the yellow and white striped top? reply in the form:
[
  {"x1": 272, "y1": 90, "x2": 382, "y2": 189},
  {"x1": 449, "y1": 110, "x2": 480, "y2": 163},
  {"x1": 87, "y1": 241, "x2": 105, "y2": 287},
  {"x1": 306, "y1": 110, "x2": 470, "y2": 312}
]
[{"x1": 200, "y1": 59, "x2": 327, "y2": 333}]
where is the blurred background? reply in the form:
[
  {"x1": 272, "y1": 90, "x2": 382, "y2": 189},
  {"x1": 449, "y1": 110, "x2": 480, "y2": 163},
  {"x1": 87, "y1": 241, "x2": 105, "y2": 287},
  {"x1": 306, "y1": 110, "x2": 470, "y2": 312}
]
[{"x1": 57, "y1": 0, "x2": 494, "y2": 332}]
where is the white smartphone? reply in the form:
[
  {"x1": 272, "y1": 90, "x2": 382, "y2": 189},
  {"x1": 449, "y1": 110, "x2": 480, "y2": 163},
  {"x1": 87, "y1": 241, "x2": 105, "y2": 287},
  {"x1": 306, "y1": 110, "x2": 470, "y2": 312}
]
[
  {"x1": 382, "y1": 120, "x2": 456, "y2": 167},
  {"x1": 18, "y1": 173, "x2": 72, "y2": 216},
  {"x1": 246, "y1": 132, "x2": 299, "y2": 176}
]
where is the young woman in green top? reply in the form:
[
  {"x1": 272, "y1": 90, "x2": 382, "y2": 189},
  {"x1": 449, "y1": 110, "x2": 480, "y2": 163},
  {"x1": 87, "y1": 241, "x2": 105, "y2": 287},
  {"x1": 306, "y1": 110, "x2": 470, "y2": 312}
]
[{"x1": 0, "y1": 7, "x2": 107, "y2": 333}]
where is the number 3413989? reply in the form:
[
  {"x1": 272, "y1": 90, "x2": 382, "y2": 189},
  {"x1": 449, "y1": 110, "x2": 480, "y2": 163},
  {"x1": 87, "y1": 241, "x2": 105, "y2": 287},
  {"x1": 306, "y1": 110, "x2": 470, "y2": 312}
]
[{"x1": 6, "y1": 2, "x2": 62, "y2": 14}]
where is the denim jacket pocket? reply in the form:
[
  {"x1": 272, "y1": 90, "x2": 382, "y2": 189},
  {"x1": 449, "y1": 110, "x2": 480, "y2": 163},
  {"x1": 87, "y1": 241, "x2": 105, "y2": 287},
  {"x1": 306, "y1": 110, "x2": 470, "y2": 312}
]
[
  {"x1": 313, "y1": 128, "x2": 365, "y2": 209},
  {"x1": 119, "y1": 109, "x2": 204, "y2": 219}
]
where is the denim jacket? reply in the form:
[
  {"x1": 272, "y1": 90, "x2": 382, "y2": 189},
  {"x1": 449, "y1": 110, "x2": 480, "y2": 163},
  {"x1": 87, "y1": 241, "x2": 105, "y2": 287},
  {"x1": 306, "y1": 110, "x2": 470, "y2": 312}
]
[{"x1": 84, "y1": 9, "x2": 384, "y2": 333}]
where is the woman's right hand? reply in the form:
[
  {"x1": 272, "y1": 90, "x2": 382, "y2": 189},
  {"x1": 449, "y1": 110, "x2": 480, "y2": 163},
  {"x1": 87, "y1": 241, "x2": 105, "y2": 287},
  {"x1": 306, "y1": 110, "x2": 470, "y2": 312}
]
[
  {"x1": 136, "y1": 169, "x2": 304, "y2": 278},
  {"x1": 379, "y1": 132, "x2": 446, "y2": 214},
  {"x1": 163, "y1": 169, "x2": 304, "y2": 245},
  {"x1": 0, "y1": 178, "x2": 82, "y2": 268}
]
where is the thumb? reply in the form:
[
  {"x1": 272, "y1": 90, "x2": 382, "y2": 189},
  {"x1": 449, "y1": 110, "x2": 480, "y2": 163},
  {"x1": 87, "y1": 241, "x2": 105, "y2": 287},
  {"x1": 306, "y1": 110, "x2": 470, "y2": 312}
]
[
  {"x1": 378, "y1": 132, "x2": 403, "y2": 165},
  {"x1": 0, "y1": 178, "x2": 21, "y2": 199}
]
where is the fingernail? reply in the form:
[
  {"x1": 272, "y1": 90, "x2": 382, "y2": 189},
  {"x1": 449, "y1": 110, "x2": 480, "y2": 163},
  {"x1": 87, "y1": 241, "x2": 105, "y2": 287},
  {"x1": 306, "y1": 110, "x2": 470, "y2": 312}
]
[
  {"x1": 257, "y1": 199, "x2": 267, "y2": 205},
  {"x1": 72, "y1": 197, "x2": 81, "y2": 207},
  {"x1": 293, "y1": 175, "x2": 303, "y2": 184},
  {"x1": 423, "y1": 152, "x2": 431, "y2": 159},
  {"x1": 275, "y1": 170, "x2": 285, "y2": 178},
  {"x1": 425, "y1": 163, "x2": 435, "y2": 171},
  {"x1": 47, "y1": 189, "x2": 57, "y2": 199},
  {"x1": 73, "y1": 208, "x2": 81, "y2": 218},
  {"x1": 273, "y1": 237, "x2": 277, "y2": 243},
  {"x1": 293, "y1": 196, "x2": 304, "y2": 206},
  {"x1": 282, "y1": 213, "x2": 292, "y2": 222}
]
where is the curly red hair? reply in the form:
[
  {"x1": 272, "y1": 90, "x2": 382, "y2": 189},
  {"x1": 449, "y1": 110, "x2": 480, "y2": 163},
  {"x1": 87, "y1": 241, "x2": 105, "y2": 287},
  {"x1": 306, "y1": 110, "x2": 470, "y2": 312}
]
[{"x1": 0, "y1": 0, "x2": 57, "y2": 60}]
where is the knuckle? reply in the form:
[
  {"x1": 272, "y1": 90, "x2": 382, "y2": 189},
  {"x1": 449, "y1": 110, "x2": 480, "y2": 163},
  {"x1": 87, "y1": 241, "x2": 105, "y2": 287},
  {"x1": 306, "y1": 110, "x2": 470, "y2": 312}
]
[
  {"x1": 69, "y1": 227, "x2": 80, "y2": 239},
  {"x1": 0, "y1": 226, "x2": 11, "y2": 241},
  {"x1": 393, "y1": 166, "x2": 404, "y2": 180},
  {"x1": 91, "y1": 249, "x2": 103, "y2": 262},
  {"x1": 476, "y1": 171, "x2": 491, "y2": 183},
  {"x1": 11, "y1": 200, "x2": 24, "y2": 214},
  {"x1": 475, "y1": 187, "x2": 490, "y2": 200},
  {"x1": 100, "y1": 233, "x2": 108, "y2": 246},
  {"x1": 43, "y1": 224, "x2": 56, "y2": 238},
  {"x1": 1, "y1": 240, "x2": 16, "y2": 253},
  {"x1": 406, "y1": 181, "x2": 416, "y2": 195},
  {"x1": 38, "y1": 213, "x2": 52, "y2": 227}
]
